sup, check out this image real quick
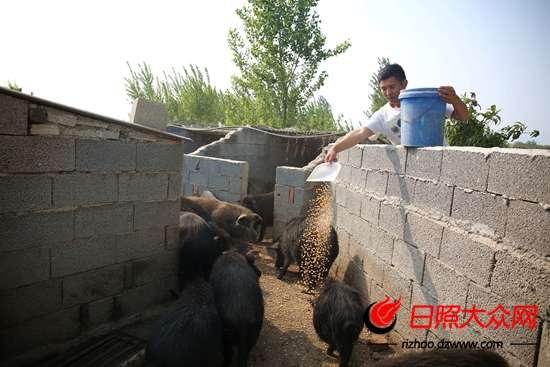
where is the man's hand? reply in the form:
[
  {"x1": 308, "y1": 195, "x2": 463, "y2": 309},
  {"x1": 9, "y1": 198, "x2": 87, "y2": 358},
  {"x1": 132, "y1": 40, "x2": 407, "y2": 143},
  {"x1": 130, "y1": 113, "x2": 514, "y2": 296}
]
[
  {"x1": 439, "y1": 86, "x2": 469, "y2": 121},
  {"x1": 438, "y1": 86, "x2": 460, "y2": 104}
]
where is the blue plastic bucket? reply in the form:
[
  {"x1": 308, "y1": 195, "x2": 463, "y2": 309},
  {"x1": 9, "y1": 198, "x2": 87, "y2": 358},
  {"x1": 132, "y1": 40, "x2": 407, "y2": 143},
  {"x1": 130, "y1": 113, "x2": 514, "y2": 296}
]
[{"x1": 398, "y1": 88, "x2": 446, "y2": 147}]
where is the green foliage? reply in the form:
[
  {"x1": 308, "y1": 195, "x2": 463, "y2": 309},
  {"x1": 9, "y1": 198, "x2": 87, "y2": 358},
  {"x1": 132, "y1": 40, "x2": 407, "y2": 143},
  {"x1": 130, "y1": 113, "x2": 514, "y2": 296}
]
[
  {"x1": 124, "y1": 62, "x2": 225, "y2": 127},
  {"x1": 445, "y1": 92, "x2": 540, "y2": 147},
  {"x1": 228, "y1": 0, "x2": 351, "y2": 128},
  {"x1": 3, "y1": 80, "x2": 22, "y2": 91},
  {"x1": 300, "y1": 95, "x2": 351, "y2": 132},
  {"x1": 364, "y1": 57, "x2": 390, "y2": 118}
]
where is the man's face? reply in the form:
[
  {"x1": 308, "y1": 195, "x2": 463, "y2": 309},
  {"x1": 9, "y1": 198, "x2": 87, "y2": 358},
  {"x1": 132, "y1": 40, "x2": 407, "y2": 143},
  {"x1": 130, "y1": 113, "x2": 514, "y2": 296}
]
[{"x1": 379, "y1": 76, "x2": 408, "y2": 107}]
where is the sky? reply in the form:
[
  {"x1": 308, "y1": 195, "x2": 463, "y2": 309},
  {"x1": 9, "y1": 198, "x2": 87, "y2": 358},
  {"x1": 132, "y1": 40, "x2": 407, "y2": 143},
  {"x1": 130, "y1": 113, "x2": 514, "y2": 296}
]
[{"x1": 3, "y1": 0, "x2": 550, "y2": 144}]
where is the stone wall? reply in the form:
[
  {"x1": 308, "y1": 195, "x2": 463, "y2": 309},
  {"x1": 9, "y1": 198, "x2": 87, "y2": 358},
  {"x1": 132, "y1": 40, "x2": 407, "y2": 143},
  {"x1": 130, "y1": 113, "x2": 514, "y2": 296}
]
[
  {"x1": 0, "y1": 89, "x2": 186, "y2": 367},
  {"x1": 275, "y1": 144, "x2": 550, "y2": 367}
]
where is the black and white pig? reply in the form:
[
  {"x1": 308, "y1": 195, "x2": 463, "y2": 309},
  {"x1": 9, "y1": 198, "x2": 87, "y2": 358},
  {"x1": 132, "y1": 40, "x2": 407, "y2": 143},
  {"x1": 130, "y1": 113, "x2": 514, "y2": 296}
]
[
  {"x1": 209, "y1": 247, "x2": 264, "y2": 367},
  {"x1": 313, "y1": 278, "x2": 364, "y2": 367},
  {"x1": 145, "y1": 278, "x2": 224, "y2": 367}
]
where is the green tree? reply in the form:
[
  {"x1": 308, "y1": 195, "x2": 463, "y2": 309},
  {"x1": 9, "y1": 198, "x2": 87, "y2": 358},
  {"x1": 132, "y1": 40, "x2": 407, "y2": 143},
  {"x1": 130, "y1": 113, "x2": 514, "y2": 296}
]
[
  {"x1": 364, "y1": 57, "x2": 390, "y2": 118},
  {"x1": 445, "y1": 92, "x2": 540, "y2": 147},
  {"x1": 301, "y1": 95, "x2": 351, "y2": 132},
  {"x1": 125, "y1": 62, "x2": 225, "y2": 126},
  {"x1": 228, "y1": 0, "x2": 351, "y2": 128}
]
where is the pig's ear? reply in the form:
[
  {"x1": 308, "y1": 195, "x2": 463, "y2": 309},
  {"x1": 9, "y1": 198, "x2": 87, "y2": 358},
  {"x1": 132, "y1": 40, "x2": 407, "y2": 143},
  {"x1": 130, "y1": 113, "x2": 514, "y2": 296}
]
[
  {"x1": 237, "y1": 214, "x2": 249, "y2": 226},
  {"x1": 253, "y1": 214, "x2": 262, "y2": 223}
]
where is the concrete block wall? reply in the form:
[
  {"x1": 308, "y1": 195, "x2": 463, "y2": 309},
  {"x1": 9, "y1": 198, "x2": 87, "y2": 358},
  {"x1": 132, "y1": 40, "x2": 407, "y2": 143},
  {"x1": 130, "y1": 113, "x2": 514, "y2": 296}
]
[
  {"x1": 329, "y1": 144, "x2": 550, "y2": 367},
  {"x1": 0, "y1": 90, "x2": 185, "y2": 367},
  {"x1": 182, "y1": 154, "x2": 249, "y2": 203}
]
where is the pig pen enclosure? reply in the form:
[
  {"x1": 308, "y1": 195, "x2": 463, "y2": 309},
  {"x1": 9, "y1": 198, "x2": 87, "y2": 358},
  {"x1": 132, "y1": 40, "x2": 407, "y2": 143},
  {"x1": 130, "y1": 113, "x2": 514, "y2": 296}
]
[{"x1": 2, "y1": 88, "x2": 550, "y2": 367}]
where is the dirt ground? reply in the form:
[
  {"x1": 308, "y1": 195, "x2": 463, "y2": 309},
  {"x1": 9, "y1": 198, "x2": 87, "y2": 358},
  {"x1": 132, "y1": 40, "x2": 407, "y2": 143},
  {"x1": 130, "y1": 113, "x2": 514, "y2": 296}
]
[{"x1": 245, "y1": 233, "x2": 399, "y2": 367}]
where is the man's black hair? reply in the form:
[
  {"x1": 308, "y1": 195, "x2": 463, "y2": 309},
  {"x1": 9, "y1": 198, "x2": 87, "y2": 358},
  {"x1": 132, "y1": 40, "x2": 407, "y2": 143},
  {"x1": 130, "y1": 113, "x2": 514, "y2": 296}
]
[{"x1": 377, "y1": 63, "x2": 407, "y2": 83}]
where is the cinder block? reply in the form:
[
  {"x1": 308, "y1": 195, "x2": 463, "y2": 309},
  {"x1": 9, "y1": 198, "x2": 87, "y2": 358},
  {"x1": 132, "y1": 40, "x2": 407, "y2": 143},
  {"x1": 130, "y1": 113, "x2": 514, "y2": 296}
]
[
  {"x1": 538, "y1": 321, "x2": 550, "y2": 367},
  {"x1": 209, "y1": 174, "x2": 230, "y2": 191},
  {"x1": 405, "y1": 147, "x2": 444, "y2": 181},
  {"x1": 165, "y1": 224, "x2": 179, "y2": 251},
  {"x1": 505, "y1": 199, "x2": 550, "y2": 257},
  {"x1": 168, "y1": 173, "x2": 182, "y2": 199},
  {"x1": 422, "y1": 256, "x2": 469, "y2": 307},
  {"x1": 189, "y1": 170, "x2": 209, "y2": 187},
  {"x1": 337, "y1": 164, "x2": 351, "y2": 183},
  {"x1": 184, "y1": 154, "x2": 200, "y2": 170},
  {"x1": 380, "y1": 145, "x2": 407, "y2": 174},
  {"x1": 439, "y1": 228, "x2": 496, "y2": 286},
  {"x1": 349, "y1": 214, "x2": 370, "y2": 246},
  {"x1": 361, "y1": 145, "x2": 382, "y2": 170},
  {"x1": 54, "y1": 173, "x2": 118, "y2": 207},
  {"x1": 441, "y1": 147, "x2": 490, "y2": 191},
  {"x1": 293, "y1": 186, "x2": 318, "y2": 208},
  {"x1": 334, "y1": 184, "x2": 347, "y2": 207},
  {"x1": 51, "y1": 236, "x2": 116, "y2": 278},
  {"x1": 0, "y1": 248, "x2": 50, "y2": 290},
  {"x1": 29, "y1": 124, "x2": 61, "y2": 135},
  {"x1": 348, "y1": 145, "x2": 364, "y2": 167},
  {"x1": 75, "y1": 203, "x2": 133, "y2": 238},
  {"x1": 62, "y1": 264, "x2": 124, "y2": 307},
  {"x1": 0, "y1": 136, "x2": 75, "y2": 173},
  {"x1": 381, "y1": 262, "x2": 414, "y2": 310},
  {"x1": 115, "y1": 228, "x2": 165, "y2": 262},
  {"x1": 76, "y1": 139, "x2": 136, "y2": 172},
  {"x1": 487, "y1": 149, "x2": 550, "y2": 204},
  {"x1": 137, "y1": 142, "x2": 184, "y2": 172},
  {"x1": 466, "y1": 283, "x2": 538, "y2": 364},
  {"x1": 133, "y1": 250, "x2": 178, "y2": 287},
  {"x1": 198, "y1": 157, "x2": 220, "y2": 174},
  {"x1": 392, "y1": 301, "x2": 429, "y2": 342},
  {"x1": 361, "y1": 247, "x2": 386, "y2": 287},
  {"x1": 217, "y1": 191, "x2": 241, "y2": 204},
  {"x1": 346, "y1": 190, "x2": 363, "y2": 216},
  {"x1": 335, "y1": 206, "x2": 354, "y2": 235},
  {"x1": 360, "y1": 194, "x2": 380, "y2": 225},
  {"x1": 349, "y1": 167, "x2": 367, "y2": 189},
  {"x1": 386, "y1": 174, "x2": 414, "y2": 204},
  {"x1": 0, "y1": 210, "x2": 74, "y2": 252},
  {"x1": 86, "y1": 297, "x2": 115, "y2": 329},
  {"x1": 450, "y1": 188, "x2": 508, "y2": 239},
  {"x1": 129, "y1": 97, "x2": 168, "y2": 131},
  {"x1": 0, "y1": 306, "x2": 81, "y2": 361},
  {"x1": 0, "y1": 280, "x2": 62, "y2": 329},
  {"x1": 412, "y1": 180, "x2": 453, "y2": 217},
  {"x1": 274, "y1": 202, "x2": 302, "y2": 222},
  {"x1": 229, "y1": 177, "x2": 245, "y2": 196},
  {"x1": 404, "y1": 212, "x2": 443, "y2": 258},
  {"x1": 114, "y1": 279, "x2": 169, "y2": 318},
  {"x1": 0, "y1": 93, "x2": 28, "y2": 136},
  {"x1": 273, "y1": 218, "x2": 287, "y2": 239},
  {"x1": 491, "y1": 249, "x2": 550, "y2": 315},
  {"x1": 118, "y1": 173, "x2": 168, "y2": 202},
  {"x1": 220, "y1": 160, "x2": 248, "y2": 178},
  {"x1": 334, "y1": 145, "x2": 349, "y2": 164},
  {"x1": 134, "y1": 200, "x2": 180, "y2": 230},
  {"x1": 391, "y1": 239, "x2": 426, "y2": 283},
  {"x1": 276, "y1": 166, "x2": 311, "y2": 187},
  {"x1": 378, "y1": 202, "x2": 406, "y2": 240},
  {"x1": 182, "y1": 183, "x2": 194, "y2": 197},
  {"x1": 366, "y1": 170, "x2": 388, "y2": 196},
  {"x1": 369, "y1": 226, "x2": 394, "y2": 263},
  {"x1": 0, "y1": 174, "x2": 52, "y2": 213}
]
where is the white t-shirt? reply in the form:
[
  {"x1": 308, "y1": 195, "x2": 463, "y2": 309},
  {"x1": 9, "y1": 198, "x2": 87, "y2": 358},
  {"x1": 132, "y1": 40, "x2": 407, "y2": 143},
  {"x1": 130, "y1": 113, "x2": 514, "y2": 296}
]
[{"x1": 365, "y1": 103, "x2": 454, "y2": 145}]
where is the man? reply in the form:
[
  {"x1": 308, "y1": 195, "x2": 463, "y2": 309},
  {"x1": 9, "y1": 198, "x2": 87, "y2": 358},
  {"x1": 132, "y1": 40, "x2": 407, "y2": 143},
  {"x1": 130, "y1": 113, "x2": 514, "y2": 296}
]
[{"x1": 325, "y1": 64, "x2": 469, "y2": 163}]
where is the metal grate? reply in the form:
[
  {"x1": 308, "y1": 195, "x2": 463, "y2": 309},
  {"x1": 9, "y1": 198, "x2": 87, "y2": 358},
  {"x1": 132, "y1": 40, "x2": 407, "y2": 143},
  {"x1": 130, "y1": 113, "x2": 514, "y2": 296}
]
[{"x1": 41, "y1": 332, "x2": 145, "y2": 367}]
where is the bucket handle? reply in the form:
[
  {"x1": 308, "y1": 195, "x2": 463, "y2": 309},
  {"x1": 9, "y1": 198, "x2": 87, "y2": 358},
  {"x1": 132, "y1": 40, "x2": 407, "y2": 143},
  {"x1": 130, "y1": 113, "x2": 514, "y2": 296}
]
[{"x1": 402, "y1": 101, "x2": 443, "y2": 124}]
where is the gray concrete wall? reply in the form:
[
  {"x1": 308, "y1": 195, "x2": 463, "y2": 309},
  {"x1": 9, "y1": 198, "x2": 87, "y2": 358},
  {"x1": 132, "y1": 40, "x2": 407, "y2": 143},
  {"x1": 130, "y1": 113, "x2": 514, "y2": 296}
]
[
  {"x1": 274, "y1": 144, "x2": 550, "y2": 367},
  {"x1": 0, "y1": 90, "x2": 185, "y2": 367}
]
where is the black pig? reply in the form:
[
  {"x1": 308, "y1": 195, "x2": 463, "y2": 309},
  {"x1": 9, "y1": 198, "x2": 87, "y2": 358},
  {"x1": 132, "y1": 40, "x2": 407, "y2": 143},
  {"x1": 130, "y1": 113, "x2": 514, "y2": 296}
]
[
  {"x1": 275, "y1": 216, "x2": 339, "y2": 285},
  {"x1": 238, "y1": 191, "x2": 274, "y2": 243},
  {"x1": 367, "y1": 348, "x2": 510, "y2": 367},
  {"x1": 178, "y1": 212, "x2": 227, "y2": 286},
  {"x1": 313, "y1": 278, "x2": 364, "y2": 367},
  {"x1": 209, "y1": 247, "x2": 264, "y2": 367},
  {"x1": 145, "y1": 278, "x2": 224, "y2": 367}
]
